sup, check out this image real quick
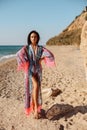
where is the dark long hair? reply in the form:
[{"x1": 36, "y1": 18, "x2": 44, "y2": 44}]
[{"x1": 27, "y1": 30, "x2": 40, "y2": 45}]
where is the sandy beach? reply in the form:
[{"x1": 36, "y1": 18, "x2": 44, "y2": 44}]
[{"x1": 0, "y1": 45, "x2": 87, "y2": 130}]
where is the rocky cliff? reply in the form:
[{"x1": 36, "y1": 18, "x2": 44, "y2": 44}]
[{"x1": 46, "y1": 9, "x2": 87, "y2": 47}]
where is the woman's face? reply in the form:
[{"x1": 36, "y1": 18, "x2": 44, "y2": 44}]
[{"x1": 30, "y1": 32, "x2": 38, "y2": 45}]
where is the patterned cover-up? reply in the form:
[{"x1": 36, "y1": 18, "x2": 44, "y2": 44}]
[{"x1": 16, "y1": 45, "x2": 55, "y2": 115}]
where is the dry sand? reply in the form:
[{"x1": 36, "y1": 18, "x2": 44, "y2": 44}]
[{"x1": 0, "y1": 45, "x2": 87, "y2": 130}]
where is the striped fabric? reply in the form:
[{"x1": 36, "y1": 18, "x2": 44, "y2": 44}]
[{"x1": 16, "y1": 45, "x2": 55, "y2": 115}]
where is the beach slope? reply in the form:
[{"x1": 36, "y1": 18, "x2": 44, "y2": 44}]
[{"x1": 0, "y1": 45, "x2": 87, "y2": 130}]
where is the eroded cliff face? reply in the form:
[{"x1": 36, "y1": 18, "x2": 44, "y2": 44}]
[
  {"x1": 80, "y1": 21, "x2": 87, "y2": 80},
  {"x1": 46, "y1": 10, "x2": 87, "y2": 47}
]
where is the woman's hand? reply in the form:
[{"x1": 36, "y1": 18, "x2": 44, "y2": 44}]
[{"x1": 39, "y1": 57, "x2": 45, "y2": 64}]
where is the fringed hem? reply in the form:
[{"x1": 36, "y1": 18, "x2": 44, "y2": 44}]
[{"x1": 25, "y1": 105, "x2": 42, "y2": 116}]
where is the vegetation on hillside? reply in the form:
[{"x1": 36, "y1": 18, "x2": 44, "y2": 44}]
[
  {"x1": 46, "y1": 29, "x2": 82, "y2": 46},
  {"x1": 46, "y1": 9, "x2": 87, "y2": 47}
]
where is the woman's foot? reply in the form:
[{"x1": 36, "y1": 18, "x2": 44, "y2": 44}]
[
  {"x1": 34, "y1": 111, "x2": 39, "y2": 119},
  {"x1": 31, "y1": 103, "x2": 35, "y2": 114}
]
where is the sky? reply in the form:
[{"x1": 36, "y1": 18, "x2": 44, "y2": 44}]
[{"x1": 0, "y1": 0, "x2": 87, "y2": 45}]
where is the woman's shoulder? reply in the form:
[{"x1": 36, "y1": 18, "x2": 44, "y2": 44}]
[
  {"x1": 38, "y1": 45, "x2": 45, "y2": 49},
  {"x1": 23, "y1": 45, "x2": 28, "y2": 49},
  {"x1": 38, "y1": 45, "x2": 44, "y2": 50},
  {"x1": 21, "y1": 45, "x2": 29, "y2": 51},
  {"x1": 18, "y1": 45, "x2": 28, "y2": 53},
  {"x1": 38, "y1": 45, "x2": 43, "y2": 47}
]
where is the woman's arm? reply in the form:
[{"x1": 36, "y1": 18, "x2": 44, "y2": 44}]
[
  {"x1": 16, "y1": 46, "x2": 29, "y2": 72},
  {"x1": 41, "y1": 47, "x2": 55, "y2": 67}
]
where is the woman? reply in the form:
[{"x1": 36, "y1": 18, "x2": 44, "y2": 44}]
[{"x1": 16, "y1": 30, "x2": 55, "y2": 119}]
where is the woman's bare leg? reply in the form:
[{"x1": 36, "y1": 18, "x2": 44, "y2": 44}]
[{"x1": 32, "y1": 76, "x2": 39, "y2": 118}]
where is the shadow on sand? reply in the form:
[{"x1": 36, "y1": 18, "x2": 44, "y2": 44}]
[{"x1": 41, "y1": 103, "x2": 87, "y2": 121}]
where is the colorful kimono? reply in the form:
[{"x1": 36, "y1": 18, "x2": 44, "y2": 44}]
[{"x1": 16, "y1": 45, "x2": 55, "y2": 115}]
